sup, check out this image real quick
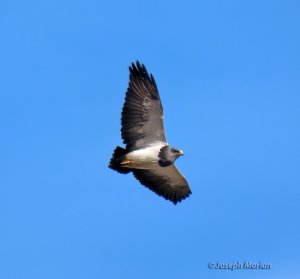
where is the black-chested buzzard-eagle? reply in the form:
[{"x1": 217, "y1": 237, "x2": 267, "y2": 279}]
[{"x1": 109, "y1": 61, "x2": 191, "y2": 204}]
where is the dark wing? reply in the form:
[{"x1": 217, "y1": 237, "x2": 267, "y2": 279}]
[
  {"x1": 133, "y1": 165, "x2": 191, "y2": 204},
  {"x1": 121, "y1": 61, "x2": 167, "y2": 151}
]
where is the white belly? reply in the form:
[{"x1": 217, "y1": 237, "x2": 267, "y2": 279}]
[
  {"x1": 126, "y1": 143, "x2": 165, "y2": 162},
  {"x1": 123, "y1": 143, "x2": 166, "y2": 169}
]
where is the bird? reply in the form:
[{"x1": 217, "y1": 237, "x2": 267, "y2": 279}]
[{"x1": 109, "y1": 61, "x2": 191, "y2": 204}]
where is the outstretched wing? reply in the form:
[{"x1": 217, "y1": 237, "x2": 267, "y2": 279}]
[
  {"x1": 121, "y1": 61, "x2": 167, "y2": 151},
  {"x1": 133, "y1": 165, "x2": 191, "y2": 204}
]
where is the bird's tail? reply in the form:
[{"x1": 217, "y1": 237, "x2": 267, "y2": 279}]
[{"x1": 109, "y1": 146, "x2": 131, "y2": 174}]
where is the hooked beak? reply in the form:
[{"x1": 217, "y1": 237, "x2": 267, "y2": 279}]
[{"x1": 178, "y1": 149, "x2": 184, "y2": 155}]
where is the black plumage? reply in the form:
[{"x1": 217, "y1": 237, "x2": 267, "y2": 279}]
[
  {"x1": 121, "y1": 62, "x2": 166, "y2": 150},
  {"x1": 109, "y1": 61, "x2": 191, "y2": 204}
]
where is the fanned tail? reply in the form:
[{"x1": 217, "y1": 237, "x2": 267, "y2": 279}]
[{"x1": 109, "y1": 146, "x2": 131, "y2": 174}]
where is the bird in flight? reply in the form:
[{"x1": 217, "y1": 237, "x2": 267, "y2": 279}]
[{"x1": 109, "y1": 61, "x2": 191, "y2": 204}]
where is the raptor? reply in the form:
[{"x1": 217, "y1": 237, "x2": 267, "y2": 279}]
[{"x1": 109, "y1": 61, "x2": 191, "y2": 204}]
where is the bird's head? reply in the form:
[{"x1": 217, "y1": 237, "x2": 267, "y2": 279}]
[
  {"x1": 170, "y1": 147, "x2": 184, "y2": 161},
  {"x1": 158, "y1": 146, "x2": 184, "y2": 167}
]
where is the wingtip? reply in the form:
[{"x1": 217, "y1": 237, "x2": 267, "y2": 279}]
[
  {"x1": 129, "y1": 60, "x2": 151, "y2": 81},
  {"x1": 130, "y1": 60, "x2": 142, "y2": 70},
  {"x1": 170, "y1": 189, "x2": 192, "y2": 205},
  {"x1": 136, "y1": 60, "x2": 142, "y2": 69}
]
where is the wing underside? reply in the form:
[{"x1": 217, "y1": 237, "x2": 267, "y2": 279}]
[
  {"x1": 133, "y1": 164, "x2": 191, "y2": 204},
  {"x1": 121, "y1": 62, "x2": 167, "y2": 150}
]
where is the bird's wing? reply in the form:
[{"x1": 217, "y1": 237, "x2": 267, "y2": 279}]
[
  {"x1": 121, "y1": 61, "x2": 167, "y2": 150},
  {"x1": 132, "y1": 164, "x2": 191, "y2": 204}
]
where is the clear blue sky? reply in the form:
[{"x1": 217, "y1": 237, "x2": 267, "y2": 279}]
[{"x1": 1, "y1": 0, "x2": 299, "y2": 278}]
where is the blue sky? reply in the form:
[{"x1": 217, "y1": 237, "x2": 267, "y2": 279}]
[{"x1": 0, "y1": 0, "x2": 299, "y2": 278}]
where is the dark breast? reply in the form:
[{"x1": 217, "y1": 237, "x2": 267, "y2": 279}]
[{"x1": 158, "y1": 146, "x2": 174, "y2": 167}]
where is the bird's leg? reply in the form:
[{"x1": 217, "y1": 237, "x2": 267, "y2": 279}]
[{"x1": 121, "y1": 160, "x2": 131, "y2": 167}]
